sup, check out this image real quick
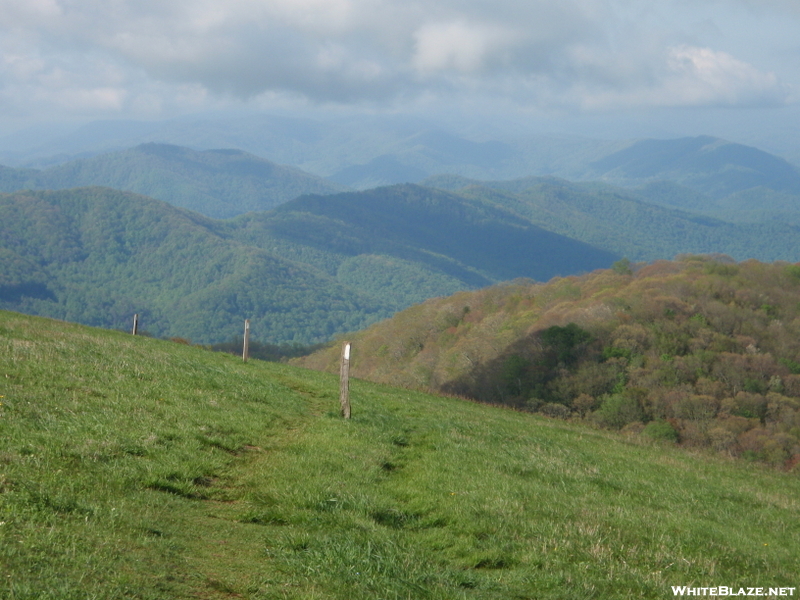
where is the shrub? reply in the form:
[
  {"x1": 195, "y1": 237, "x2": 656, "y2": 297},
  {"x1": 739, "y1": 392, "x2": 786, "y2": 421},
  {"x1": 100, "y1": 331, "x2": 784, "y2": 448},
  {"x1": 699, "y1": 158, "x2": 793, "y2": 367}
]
[
  {"x1": 642, "y1": 420, "x2": 679, "y2": 443},
  {"x1": 707, "y1": 427, "x2": 736, "y2": 452},
  {"x1": 573, "y1": 393, "x2": 598, "y2": 416},
  {"x1": 539, "y1": 402, "x2": 571, "y2": 419},
  {"x1": 785, "y1": 264, "x2": 800, "y2": 281},
  {"x1": 612, "y1": 257, "x2": 633, "y2": 275},
  {"x1": 592, "y1": 394, "x2": 644, "y2": 429}
]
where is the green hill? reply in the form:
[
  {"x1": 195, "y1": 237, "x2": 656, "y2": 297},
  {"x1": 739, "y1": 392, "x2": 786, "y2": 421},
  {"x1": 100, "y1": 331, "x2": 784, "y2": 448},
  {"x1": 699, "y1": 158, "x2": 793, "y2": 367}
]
[
  {"x1": 423, "y1": 175, "x2": 800, "y2": 262},
  {"x1": 0, "y1": 187, "x2": 387, "y2": 344},
  {"x1": 259, "y1": 184, "x2": 618, "y2": 285},
  {"x1": 299, "y1": 256, "x2": 800, "y2": 467},
  {"x1": 2, "y1": 310, "x2": 799, "y2": 599},
  {"x1": 0, "y1": 143, "x2": 348, "y2": 219},
  {"x1": 0, "y1": 185, "x2": 616, "y2": 344}
]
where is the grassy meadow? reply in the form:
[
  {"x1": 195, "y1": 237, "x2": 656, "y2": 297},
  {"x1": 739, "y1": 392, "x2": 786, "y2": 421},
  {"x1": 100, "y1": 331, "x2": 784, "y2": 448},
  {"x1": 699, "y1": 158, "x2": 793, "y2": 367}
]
[{"x1": 0, "y1": 309, "x2": 798, "y2": 599}]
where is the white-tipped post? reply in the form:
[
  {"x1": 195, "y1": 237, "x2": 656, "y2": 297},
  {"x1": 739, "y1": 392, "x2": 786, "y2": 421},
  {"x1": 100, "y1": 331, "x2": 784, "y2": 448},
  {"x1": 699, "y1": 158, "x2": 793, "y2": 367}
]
[
  {"x1": 340, "y1": 342, "x2": 351, "y2": 419},
  {"x1": 243, "y1": 319, "x2": 250, "y2": 362}
]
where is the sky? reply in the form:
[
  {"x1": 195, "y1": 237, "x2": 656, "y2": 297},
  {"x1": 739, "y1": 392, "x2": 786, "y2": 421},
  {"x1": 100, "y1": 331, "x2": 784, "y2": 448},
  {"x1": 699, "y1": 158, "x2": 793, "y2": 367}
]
[{"x1": 1, "y1": 0, "x2": 799, "y2": 148}]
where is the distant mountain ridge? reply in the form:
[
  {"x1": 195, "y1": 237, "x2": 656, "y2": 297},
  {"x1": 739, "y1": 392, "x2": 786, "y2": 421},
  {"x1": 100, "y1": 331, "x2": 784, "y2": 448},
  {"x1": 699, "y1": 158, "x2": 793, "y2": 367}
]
[
  {"x1": 586, "y1": 136, "x2": 800, "y2": 195},
  {"x1": 0, "y1": 143, "x2": 348, "y2": 218},
  {"x1": 265, "y1": 184, "x2": 618, "y2": 284},
  {"x1": 3, "y1": 116, "x2": 799, "y2": 222},
  {"x1": 424, "y1": 174, "x2": 800, "y2": 262},
  {"x1": 582, "y1": 136, "x2": 800, "y2": 222}
]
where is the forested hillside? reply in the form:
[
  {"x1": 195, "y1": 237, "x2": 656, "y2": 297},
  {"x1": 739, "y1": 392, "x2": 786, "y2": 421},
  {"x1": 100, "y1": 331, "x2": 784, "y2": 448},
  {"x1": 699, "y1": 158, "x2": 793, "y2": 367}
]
[
  {"x1": 0, "y1": 185, "x2": 615, "y2": 343},
  {"x1": 299, "y1": 256, "x2": 800, "y2": 467},
  {"x1": 0, "y1": 143, "x2": 347, "y2": 218},
  {"x1": 257, "y1": 184, "x2": 617, "y2": 285},
  {"x1": 425, "y1": 175, "x2": 800, "y2": 261},
  {"x1": 0, "y1": 187, "x2": 386, "y2": 343}
]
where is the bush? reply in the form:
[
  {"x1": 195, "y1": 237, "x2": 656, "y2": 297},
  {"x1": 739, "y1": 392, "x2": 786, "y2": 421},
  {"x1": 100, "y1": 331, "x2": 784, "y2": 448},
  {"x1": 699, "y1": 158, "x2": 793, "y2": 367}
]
[
  {"x1": 539, "y1": 402, "x2": 571, "y2": 419},
  {"x1": 592, "y1": 394, "x2": 644, "y2": 429},
  {"x1": 642, "y1": 420, "x2": 679, "y2": 443}
]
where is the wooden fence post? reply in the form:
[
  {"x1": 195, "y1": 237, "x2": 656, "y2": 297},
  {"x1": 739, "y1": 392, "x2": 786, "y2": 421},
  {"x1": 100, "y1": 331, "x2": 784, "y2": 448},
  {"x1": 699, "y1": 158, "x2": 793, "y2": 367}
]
[
  {"x1": 340, "y1": 341, "x2": 351, "y2": 419},
  {"x1": 243, "y1": 319, "x2": 250, "y2": 363},
  {"x1": 132, "y1": 314, "x2": 139, "y2": 336}
]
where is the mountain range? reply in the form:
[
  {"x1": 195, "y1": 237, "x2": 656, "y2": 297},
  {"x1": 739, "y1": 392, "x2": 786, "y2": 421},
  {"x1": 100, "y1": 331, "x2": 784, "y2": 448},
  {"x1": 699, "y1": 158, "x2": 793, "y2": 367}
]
[
  {"x1": 3, "y1": 117, "x2": 799, "y2": 223},
  {"x1": 424, "y1": 175, "x2": 800, "y2": 262},
  {"x1": 0, "y1": 185, "x2": 615, "y2": 344},
  {"x1": 2, "y1": 126, "x2": 800, "y2": 345},
  {"x1": 0, "y1": 143, "x2": 347, "y2": 219}
]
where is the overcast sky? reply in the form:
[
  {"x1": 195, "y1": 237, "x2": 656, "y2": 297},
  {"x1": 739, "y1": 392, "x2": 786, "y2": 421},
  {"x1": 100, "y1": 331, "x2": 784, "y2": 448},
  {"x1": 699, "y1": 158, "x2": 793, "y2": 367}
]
[{"x1": 1, "y1": 0, "x2": 798, "y2": 144}]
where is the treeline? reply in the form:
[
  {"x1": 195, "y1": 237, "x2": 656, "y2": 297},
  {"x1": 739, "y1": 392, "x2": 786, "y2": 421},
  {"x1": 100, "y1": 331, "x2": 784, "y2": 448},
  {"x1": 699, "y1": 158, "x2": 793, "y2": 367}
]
[
  {"x1": 298, "y1": 257, "x2": 800, "y2": 468},
  {"x1": 208, "y1": 337, "x2": 326, "y2": 362}
]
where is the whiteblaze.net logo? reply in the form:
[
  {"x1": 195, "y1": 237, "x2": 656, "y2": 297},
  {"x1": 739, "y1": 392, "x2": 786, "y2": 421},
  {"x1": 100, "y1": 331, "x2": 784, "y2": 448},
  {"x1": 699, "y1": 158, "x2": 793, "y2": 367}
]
[{"x1": 672, "y1": 587, "x2": 796, "y2": 597}]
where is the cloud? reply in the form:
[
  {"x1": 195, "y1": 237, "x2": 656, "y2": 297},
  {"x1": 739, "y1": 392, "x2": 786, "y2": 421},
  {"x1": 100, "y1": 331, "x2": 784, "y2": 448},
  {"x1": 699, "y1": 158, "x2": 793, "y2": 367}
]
[
  {"x1": 412, "y1": 20, "x2": 514, "y2": 74},
  {"x1": 546, "y1": 44, "x2": 791, "y2": 112},
  {"x1": 0, "y1": 0, "x2": 795, "y2": 120},
  {"x1": 663, "y1": 45, "x2": 787, "y2": 106}
]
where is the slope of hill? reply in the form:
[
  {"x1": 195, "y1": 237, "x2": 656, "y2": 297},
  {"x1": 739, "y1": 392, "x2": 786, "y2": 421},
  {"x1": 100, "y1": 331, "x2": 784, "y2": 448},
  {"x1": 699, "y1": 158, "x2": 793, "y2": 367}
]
[
  {"x1": 0, "y1": 143, "x2": 348, "y2": 218},
  {"x1": 0, "y1": 187, "x2": 387, "y2": 344},
  {"x1": 0, "y1": 185, "x2": 616, "y2": 344},
  {"x1": 2, "y1": 310, "x2": 799, "y2": 599},
  {"x1": 256, "y1": 184, "x2": 618, "y2": 285},
  {"x1": 423, "y1": 174, "x2": 800, "y2": 262},
  {"x1": 299, "y1": 256, "x2": 800, "y2": 466}
]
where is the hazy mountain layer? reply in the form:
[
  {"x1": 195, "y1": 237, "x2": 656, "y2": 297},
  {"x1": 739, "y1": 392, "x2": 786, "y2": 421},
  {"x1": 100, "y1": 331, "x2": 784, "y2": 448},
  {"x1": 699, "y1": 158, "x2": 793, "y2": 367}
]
[
  {"x1": 4, "y1": 117, "x2": 799, "y2": 223},
  {"x1": 0, "y1": 143, "x2": 348, "y2": 219}
]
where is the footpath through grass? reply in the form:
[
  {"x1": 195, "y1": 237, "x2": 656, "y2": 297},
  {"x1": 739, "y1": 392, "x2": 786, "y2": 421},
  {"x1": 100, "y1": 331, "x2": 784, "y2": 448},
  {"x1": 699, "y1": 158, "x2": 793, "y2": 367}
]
[{"x1": 0, "y1": 310, "x2": 798, "y2": 599}]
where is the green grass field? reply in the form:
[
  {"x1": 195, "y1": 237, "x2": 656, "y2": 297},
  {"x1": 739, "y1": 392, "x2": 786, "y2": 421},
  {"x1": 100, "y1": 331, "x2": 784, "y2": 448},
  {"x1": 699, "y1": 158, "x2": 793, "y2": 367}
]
[{"x1": 0, "y1": 310, "x2": 798, "y2": 599}]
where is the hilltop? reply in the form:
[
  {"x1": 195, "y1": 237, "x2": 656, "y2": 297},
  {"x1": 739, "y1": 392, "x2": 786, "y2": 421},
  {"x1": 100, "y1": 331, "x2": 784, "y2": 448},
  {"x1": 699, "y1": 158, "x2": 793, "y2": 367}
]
[
  {"x1": 299, "y1": 256, "x2": 800, "y2": 467},
  {"x1": 584, "y1": 136, "x2": 800, "y2": 224},
  {"x1": 1, "y1": 310, "x2": 799, "y2": 599}
]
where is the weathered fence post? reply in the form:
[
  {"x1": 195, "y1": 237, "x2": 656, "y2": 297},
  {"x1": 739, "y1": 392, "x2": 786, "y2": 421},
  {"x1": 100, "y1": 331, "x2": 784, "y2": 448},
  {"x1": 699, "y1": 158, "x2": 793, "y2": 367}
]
[
  {"x1": 340, "y1": 341, "x2": 351, "y2": 419},
  {"x1": 132, "y1": 314, "x2": 139, "y2": 336},
  {"x1": 243, "y1": 319, "x2": 250, "y2": 363}
]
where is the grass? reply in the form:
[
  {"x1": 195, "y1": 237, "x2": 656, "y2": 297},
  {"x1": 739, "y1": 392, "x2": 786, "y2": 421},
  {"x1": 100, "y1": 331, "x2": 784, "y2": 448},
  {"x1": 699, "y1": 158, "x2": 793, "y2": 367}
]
[{"x1": 0, "y1": 309, "x2": 798, "y2": 599}]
